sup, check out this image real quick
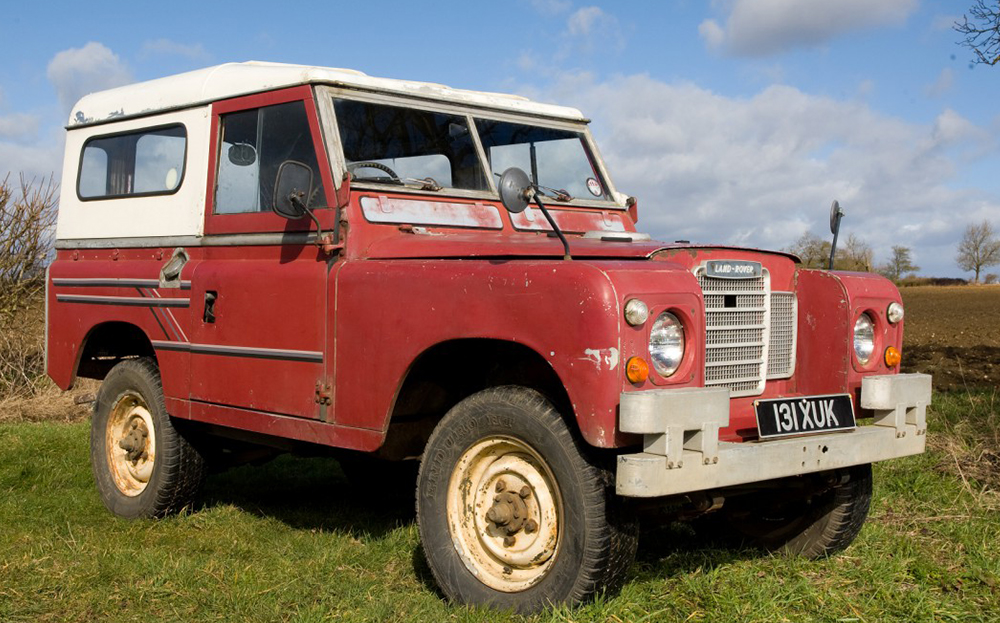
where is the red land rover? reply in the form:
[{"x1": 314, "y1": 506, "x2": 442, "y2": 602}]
[{"x1": 47, "y1": 61, "x2": 931, "y2": 612}]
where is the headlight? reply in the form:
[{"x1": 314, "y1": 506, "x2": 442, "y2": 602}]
[
  {"x1": 887, "y1": 302, "x2": 904, "y2": 324},
  {"x1": 649, "y1": 311, "x2": 684, "y2": 377},
  {"x1": 624, "y1": 298, "x2": 649, "y2": 326},
  {"x1": 853, "y1": 313, "x2": 875, "y2": 365}
]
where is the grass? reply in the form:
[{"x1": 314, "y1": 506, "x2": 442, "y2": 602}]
[{"x1": 1, "y1": 393, "x2": 998, "y2": 622}]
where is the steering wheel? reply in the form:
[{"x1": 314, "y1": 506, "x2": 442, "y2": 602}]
[{"x1": 347, "y1": 161, "x2": 400, "y2": 182}]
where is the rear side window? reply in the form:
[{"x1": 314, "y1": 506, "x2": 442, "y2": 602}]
[{"x1": 78, "y1": 125, "x2": 186, "y2": 199}]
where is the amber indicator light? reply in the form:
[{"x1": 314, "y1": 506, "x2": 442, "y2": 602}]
[
  {"x1": 884, "y1": 346, "x2": 901, "y2": 368},
  {"x1": 626, "y1": 357, "x2": 650, "y2": 384}
]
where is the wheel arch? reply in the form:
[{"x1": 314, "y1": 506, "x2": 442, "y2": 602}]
[
  {"x1": 376, "y1": 338, "x2": 573, "y2": 460},
  {"x1": 75, "y1": 321, "x2": 157, "y2": 382}
]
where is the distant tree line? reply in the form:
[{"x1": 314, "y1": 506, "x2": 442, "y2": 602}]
[{"x1": 786, "y1": 218, "x2": 1000, "y2": 284}]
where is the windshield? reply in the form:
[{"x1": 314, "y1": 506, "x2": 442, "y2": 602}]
[
  {"x1": 332, "y1": 96, "x2": 612, "y2": 202},
  {"x1": 475, "y1": 119, "x2": 609, "y2": 201},
  {"x1": 334, "y1": 98, "x2": 488, "y2": 191}
]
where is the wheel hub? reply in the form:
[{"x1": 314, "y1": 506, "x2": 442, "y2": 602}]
[
  {"x1": 485, "y1": 481, "x2": 530, "y2": 536},
  {"x1": 105, "y1": 392, "x2": 157, "y2": 497},
  {"x1": 447, "y1": 437, "x2": 561, "y2": 592}
]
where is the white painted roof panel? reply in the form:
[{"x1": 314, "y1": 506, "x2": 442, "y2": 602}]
[{"x1": 69, "y1": 61, "x2": 586, "y2": 127}]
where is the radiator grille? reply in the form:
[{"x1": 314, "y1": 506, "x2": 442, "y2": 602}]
[
  {"x1": 767, "y1": 292, "x2": 797, "y2": 378},
  {"x1": 698, "y1": 267, "x2": 798, "y2": 397}
]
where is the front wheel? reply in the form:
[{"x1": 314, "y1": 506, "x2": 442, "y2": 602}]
[
  {"x1": 416, "y1": 386, "x2": 637, "y2": 613},
  {"x1": 722, "y1": 464, "x2": 873, "y2": 558}
]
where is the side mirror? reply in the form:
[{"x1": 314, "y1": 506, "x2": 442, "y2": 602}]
[
  {"x1": 272, "y1": 160, "x2": 314, "y2": 219},
  {"x1": 497, "y1": 167, "x2": 532, "y2": 214}
]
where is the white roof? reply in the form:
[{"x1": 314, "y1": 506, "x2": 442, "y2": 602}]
[{"x1": 69, "y1": 61, "x2": 586, "y2": 127}]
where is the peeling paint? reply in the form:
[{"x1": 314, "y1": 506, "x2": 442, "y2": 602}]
[{"x1": 580, "y1": 347, "x2": 619, "y2": 371}]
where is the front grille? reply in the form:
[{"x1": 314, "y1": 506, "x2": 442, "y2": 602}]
[
  {"x1": 697, "y1": 267, "x2": 797, "y2": 397},
  {"x1": 767, "y1": 292, "x2": 797, "y2": 378}
]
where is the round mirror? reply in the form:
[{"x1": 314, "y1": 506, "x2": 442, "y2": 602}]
[
  {"x1": 228, "y1": 143, "x2": 257, "y2": 167},
  {"x1": 498, "y1": 167, "x2": 532, "y2": 214},
  {"x1": 829, "y1": 200, "x2": 844, "y2": 234}
]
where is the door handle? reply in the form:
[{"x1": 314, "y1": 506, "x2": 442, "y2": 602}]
[{"x1": 203, "y1": 291, "x2": 217, "y2": 323}]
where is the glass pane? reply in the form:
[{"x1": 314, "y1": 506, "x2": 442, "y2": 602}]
[
  {"x1": 135, "y1": 128, "x2": 185, "y2": 193},
  {"x1": 215, "y1": 101, "x2": 327, "y2": 214},
  {"x1": 78, "y1": 125, "x2": 187, "y2": 199},
  {"x1": 475, "y1": 120, "x2": 609, "y2": 201},
  {"x1": 334, "y1": 98, "x2": 487, "y2": 191}
]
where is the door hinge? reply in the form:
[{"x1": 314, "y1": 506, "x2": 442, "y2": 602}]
[{"x1": 315, "y1": 381, "x2": 333, "y2": 405}]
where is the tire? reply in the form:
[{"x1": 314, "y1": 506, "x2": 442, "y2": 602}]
[
  {"x1": 90, "y1": 358, "x2": 206, "y2": 518},
  {"x1": 722, "y1": 464, "x2": 873, "y2": 558},
  {"x1": 416, "y1": 386, "x2": 638, "y2": 613}
]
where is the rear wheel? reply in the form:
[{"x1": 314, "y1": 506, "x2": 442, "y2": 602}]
[
  {"x1": 722, "y1": 464, "x2": 873, "y2": 558},
  {"x1": 90, "y1": 358, "x2": 206, "y2": 518},
  {"x1": 416, "y1": 386, "x2": 637, "y2": 613}
]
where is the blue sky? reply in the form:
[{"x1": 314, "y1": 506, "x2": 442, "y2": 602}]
[{"x1": 2, "y1": 0, "x2": 998, "y2": 277}]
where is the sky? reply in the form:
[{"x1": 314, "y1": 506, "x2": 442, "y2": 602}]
[{"x1": 1, "y1": 0, "x2": 998, "y2": 278}]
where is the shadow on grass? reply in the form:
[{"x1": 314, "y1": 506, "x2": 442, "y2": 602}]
[
  {"x1": 199, "y1": 454, "x2": 416, "y2": 540},
  {"x1": 198, "y1": 454, "x2": 764, "y2": 598}
]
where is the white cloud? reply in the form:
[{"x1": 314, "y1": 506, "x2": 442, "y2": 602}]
[
  {"x1": 0, "y1": 133, "x2": 65, "y2": 182},
  {"x1": 46, "y1": 42, "x2": 132, "y2": 113},
  {"x1": 140, "y1": 38, "x2": 210, "y2": 62},
  {"x1": 0, "y1": 113, "x2": 40, "y2": 140},
  {"x1": 563, "y1": 6, "x2": 625, "y2": 55},
  {"x1": 925, "y1": 67, "x2": 954, "y2": 98},
  {"x1": 701, "y1": 0, "x2": 918, "y2": 56},
  {"x1": 531, "y1": 72, "x2": 999, "y2": 276}
]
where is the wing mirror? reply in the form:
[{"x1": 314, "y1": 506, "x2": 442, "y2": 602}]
[
  {"x1": 497, "y1": 167, "x2": 571, "y2": 260},
  {"x1": 272, "y1": 160, "x2": 313, "y2": 220}
]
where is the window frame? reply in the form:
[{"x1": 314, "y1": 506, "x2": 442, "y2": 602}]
[
  {"x1": 318, "y1": 86, "x2": 626, "y2": 209},
  {"x1": 76, "y1": 122, "x2": 188, "y2": 202},
  {"x1": 204, "y1": 86, "x2": 338, "y2": 235}
]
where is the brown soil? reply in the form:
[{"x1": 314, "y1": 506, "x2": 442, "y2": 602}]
[{"x1": 899, "y1": 286, "x2": 1000, "y2": 391}]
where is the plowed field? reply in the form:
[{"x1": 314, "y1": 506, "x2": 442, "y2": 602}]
[{"x1": 900, "y1": 285, "x2": 1000, "y2": 391}]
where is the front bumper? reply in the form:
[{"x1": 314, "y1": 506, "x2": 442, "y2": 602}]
[{"x1": 616, "y1": 374, "x2": 931, "y2": 497}]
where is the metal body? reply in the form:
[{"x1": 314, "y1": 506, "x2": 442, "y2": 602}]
[{"x1": 47, "y1": 63, "x2": 929, "y2": 500}]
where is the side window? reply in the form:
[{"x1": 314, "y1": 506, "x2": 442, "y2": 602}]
[
  {"x1": 78, "y1": 125, "x2": 186, "y2": 199},
  {"x1": 214, "y1": 101, "x2": 326, "y2": 214},
  {"x1": 333, "y1": 98, "x2": 488, "y2": 191}
]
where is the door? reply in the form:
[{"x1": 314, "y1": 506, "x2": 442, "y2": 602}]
[{"x1": 187, "y1": 86, "x2": 339, "y2": 419}]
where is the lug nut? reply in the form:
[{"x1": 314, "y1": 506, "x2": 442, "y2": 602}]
[
  {"x1": 495, "y1": 480, "x2": 506, "y2": 493},
  {"x1": 519, "y1": 486, "x2": 530, "y2": 499},
  {"x1": 524, "y1": 519, "x2": 538, "y2": 534},
  {"x1": 503, "y1": 536, "x2": 516, "y2": 547}
]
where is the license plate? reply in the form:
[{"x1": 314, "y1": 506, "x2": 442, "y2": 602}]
[{"x1": 754, "y1": 394, "x2": 856, "y2": 440}]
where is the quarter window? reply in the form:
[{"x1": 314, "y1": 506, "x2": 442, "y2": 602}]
[
  {"x1": 78, "y1": 125, "x2": 186, "y2": 199},
  {"x1": 214, "y1": 101, "x2": 327, "y2": 214}
]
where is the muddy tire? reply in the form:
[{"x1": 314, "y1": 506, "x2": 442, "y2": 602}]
[
  {"x1": 723, "y1": 464, "x2": 873, "y2": 558},
  {"x1": 416, "y1": 386, "x2": 637, "y2": 613},
  {"x1": 90, "y1": 358, "x2": 206, "y2": 518}
]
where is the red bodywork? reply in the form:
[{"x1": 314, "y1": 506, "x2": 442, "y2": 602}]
[{"x1": 47, "y1": 88, "x2": 906, "y2": 453}]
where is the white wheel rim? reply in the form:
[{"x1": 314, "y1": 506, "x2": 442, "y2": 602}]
[
  {"x1": 446, "y1": 436, "x2": 561, "y2": 592},
  {"x1": 105, "y1": 391, "x2": 156, "y2": 496}
]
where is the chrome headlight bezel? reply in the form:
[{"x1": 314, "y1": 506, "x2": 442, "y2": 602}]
[
  {"x1": 853, "y1": 313, "x2": 876, "y2": 366},
  {"x1": 649, "y1": 311, "x2": 684, "y2": 377}
]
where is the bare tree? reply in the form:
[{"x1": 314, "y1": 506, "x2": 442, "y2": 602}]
[
  {"x1": 0, "y1": 174, "x2": 57, "y2": 320},
  {"x1": 955, "y1": 1, "x2": 1000, "y2": 66},
  {"x1": 956, "y1": 220, "x2": 1000, "y2": 282},
  {"x1": 786, "y1": 232, "x2": 873, "y2": 272},
  {"x1": 878, "y1": 246, "x2": 920, "y2": 282}
]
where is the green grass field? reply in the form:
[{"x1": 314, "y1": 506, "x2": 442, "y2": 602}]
[{"x1": 1, "y1": 392, "x2": 997, "y2": 622}]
